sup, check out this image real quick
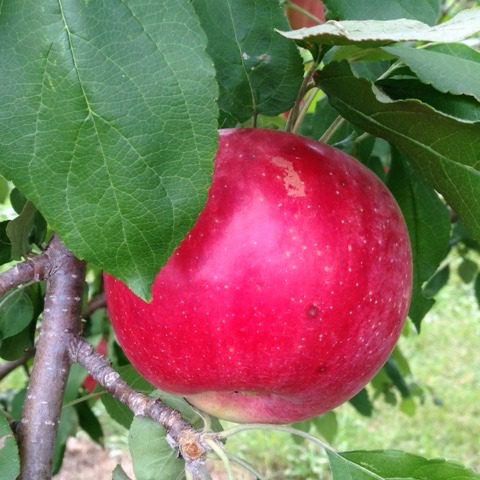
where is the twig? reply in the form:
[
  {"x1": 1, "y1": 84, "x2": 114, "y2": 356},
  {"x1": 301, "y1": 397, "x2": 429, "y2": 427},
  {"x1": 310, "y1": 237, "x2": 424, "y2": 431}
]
[
  {"x1": 18, "y1": 236, "x2": 86, "y2": 480},
  {"x1": 68, "y1": 335, "x2": 215, "y2": 472},
  {"x1": 84, "y1": 292, "x2": 106, "y2": 317},
  {"x1": 0, "y1": 253, "x2": 50, "y2": 299},
  {"x1": 286, "y1": 56, "x2": 321, "y2": 133},
  {"x1": 0, "y1": 349, "x2": 35, "y2": 381}
]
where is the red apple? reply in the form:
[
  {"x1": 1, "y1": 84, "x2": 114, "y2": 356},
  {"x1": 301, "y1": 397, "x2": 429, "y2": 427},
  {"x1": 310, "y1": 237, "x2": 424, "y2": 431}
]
[
  {"x1": 286, "y1": 0, "x2": 325, "y2": 30},
  {"x1": 105, "y1": 129, "x2": 412, "y2": 424},
  {"x1": 83, "y1": 338, "x2": 108, "y2": 393}
]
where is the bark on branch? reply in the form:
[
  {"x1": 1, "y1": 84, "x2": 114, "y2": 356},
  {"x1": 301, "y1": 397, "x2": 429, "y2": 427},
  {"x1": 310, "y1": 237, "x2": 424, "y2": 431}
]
[
  {"x1": 0, "y1": 253, "x2": 50, "y2": 298},
  {"x1": 18, "y1": 236, "x2": 86, "y2": 480},
  {"x1": 68, "y1": 335, "x2": 211, "y2": 466}
]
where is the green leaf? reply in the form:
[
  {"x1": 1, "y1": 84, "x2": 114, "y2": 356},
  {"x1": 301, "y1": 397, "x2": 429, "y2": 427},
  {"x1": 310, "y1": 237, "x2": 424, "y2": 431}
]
[
  {"x1": 76, "y1": 402, "x2": 104, "y2": 446},
  {"x1": 338, "y1": 449, "x2": 480, "y2": 479},
  {"x1": 0, "y1": 0, "x2": 218, "y2": 300},
  {"x1": 349, "y1": 388, "x2": 373, "y2": 417},
  {"x1": 193, "y1": 0, "x2": 303, "y2": 125},
  {"x1": 458, "y1": 258, "x2": 478, "y2": 284},
  {"x1": 313, "y1": 412, "x2": 338, "y2": 443},
  {"x1": 384, "y1": 359, "x2": 410, "y2": 399},
  {"x1": 0, "y1": 290, "x2": 34, "y2": 342},
  {"x1": 323, "y1": 0, "x2": 441, "y2": 25},
  {"x1": 300, "y1": 97, "x2": 354, "y2": 144},
  {"x1": 0, "y1": 324, "x2": 35, "y2": 361},
  {"x1": 387, "y1": 151, "x2": 450, "y2": 329},
  {"x1": 475, "y1": 273, "x2": 480, "y2": 309},
  {"x1": 0, "y1": 409, "x2": 20, "y2": 480},
  {"x1": 384, "y1": 43, "x2": 480, "y2": 102},
  {"x1": 129, "y1": 416, "x2": 185, "y2": 480},
  {"x1": 0, "y1": 176, "x2": 9, "y2": 204},
  {"x1": 101, "y1": 365, "x2": 154, "y2": 429},
  {"x1": 113, "y1": 465, "x2": 132, "y2": 480},
  {"x1": 378, "y1": 77, "x2": 480, "y2": 122},
  {"x1": 280, "y1": 9, "x2": 480, "y2": 46},
  {"x1": 318, "y1": 62, "x2": 480, "y2": 244},
  {"x1": 293, "y1": 411, "x2": 338, "y2": 443},
  {"x1": 0, "y1": 222, "x2": 12, "y2": 265},
  {"x1": 6, "y1": 202, "x2": 37, "y2": 260},
  {"x1": 52, "y1": 406, "x2": 79, "y2": 474},
  {"x1": 423, "y1": 265, "x2": 450, "y2": 298}
]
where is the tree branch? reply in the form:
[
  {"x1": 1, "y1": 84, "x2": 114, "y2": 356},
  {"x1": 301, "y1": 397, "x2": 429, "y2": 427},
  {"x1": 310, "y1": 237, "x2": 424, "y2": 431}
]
[
  {"x1": 0, "y1": 349, "x2": 35, "y2": 382},
  {"x1": 83, "y1": 292, "x2": 106, "y2": 318},
  {"x1": 68, "y1": 335, "x2": 213, "y2": 471},
  {"x1": 18, "y1": 236, "x2": 86, "y2": 480},
  {"x1": 0, "y1": 253, "x2": 50, "y2": 299}
]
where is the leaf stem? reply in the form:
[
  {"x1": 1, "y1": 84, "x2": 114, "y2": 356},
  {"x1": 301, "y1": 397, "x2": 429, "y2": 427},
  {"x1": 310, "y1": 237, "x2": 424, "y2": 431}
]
[
  {"x1": 205, "y1": 438, "x2": 234, "y2": 480},
  {"x1": 319, "y1": 115, "x2": 345, "y2": 144},
  {"x1": 286, "y1": 55, "x2": 321, "y2": 133}
]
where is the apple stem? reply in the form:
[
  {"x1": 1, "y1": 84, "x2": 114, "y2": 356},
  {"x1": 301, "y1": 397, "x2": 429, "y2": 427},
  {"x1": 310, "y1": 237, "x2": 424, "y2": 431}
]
[{"x1": 17, "y1": 236, "x2": 86, "y2": 480}]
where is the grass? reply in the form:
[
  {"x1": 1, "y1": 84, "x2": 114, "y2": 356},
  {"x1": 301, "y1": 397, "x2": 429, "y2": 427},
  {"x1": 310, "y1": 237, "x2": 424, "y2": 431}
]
[{"x1": 223, "y1": 265, "x2": 480, "y2": 478}]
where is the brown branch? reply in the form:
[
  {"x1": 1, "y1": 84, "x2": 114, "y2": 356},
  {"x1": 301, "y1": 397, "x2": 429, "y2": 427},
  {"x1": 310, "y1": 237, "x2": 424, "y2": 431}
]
[
  {"x1": 83, "y1": 292, "x2": 106, "y2": 318},
  {"x1": 68, "y1": 335, "x2": 214, "y2": 473},
  {"x1": 18, "y1": 236, "x2": 86, "y2": 480},
  {"x1": 0, "y1": 253, "x2": 50, "y2": 299},
  {"x1": 0, "y1": 349, "x2": 35, "y2": 381}
]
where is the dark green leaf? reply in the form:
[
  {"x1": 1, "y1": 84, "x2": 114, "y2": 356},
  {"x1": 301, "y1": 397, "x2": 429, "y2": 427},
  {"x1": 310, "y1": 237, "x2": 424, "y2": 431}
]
[
  {"x1": 423, "y1": 265, "x2": 450, "y2": 298},
  {"x1": 379, "y1": 78, "x2": 480, "y2": 122},
  {"x1": 323, "y1": 0, "x2": 441, "y2": 24},
  {"x1": 349, "y1": 388, "x2": 373, "y2": 417},
  {"x1": 0, "y1": 290, "x2": 34, "y2": 341},
  {"x1": 0, "y1": 0, "x2": 218, "y2": 300},
  {"x1": 339, "y1": 449, "x2": 480, "y2": 479},
  {"x1": 300, "y1": 97, "x2": 354, "y2": 143},
  {"x1": 458, "y1": 258, "x2": 478, "y2": 284},
  {"x1": 0, "y1": 176, "x2": 9, "y2": 204},
  {"x1": 384, "y1": 43, "x2": 480, "y2": 102},
  {"x1": 6, "y1": 202, "x2": 36, "y2": 260},
  {"x1": 384, "y1": 359, "x2": 410, "y2": 399},
  {"x1": 387, "y1": 151, "x2": 450, "y2": 329},
  {"x1": 193, "y1": 0, "x2": 303, "y2": 125},
  {"x1": 0, "y1": 222, "x2": 12, "y2": 265},
  {"x1": 0, "y1": 409, "x2": 20, "y2": 480},
  {"x1": 9, "y1": 190, "x2": 26, "y2": 215},
  {"x1": 0, "y1": 323, "x2": 35, "y2": 361},
  {"x1": 474, "y1": 273, "x2": 480, "y2": 309},
  {"x1": 318, "y1": 62, "x2": 480, "y2": 245},
  {"x1": 76, "y1": 402, "x2": 104, "y2": 446},
  {"x1": 52, "y1": 406, "x2": 78, "y2": 475},
  {"x1": 281, "y1": 10, "x2": 480, "y2": 46},
  {"x1": 129, "y1": 416, "x2": 185, "y2": 480}
]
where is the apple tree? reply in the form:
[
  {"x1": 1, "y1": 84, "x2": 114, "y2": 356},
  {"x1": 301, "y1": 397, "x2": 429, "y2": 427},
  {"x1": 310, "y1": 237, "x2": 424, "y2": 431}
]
[{"x1": 0, "y1": 0, "x2": 479, "y2": 479}]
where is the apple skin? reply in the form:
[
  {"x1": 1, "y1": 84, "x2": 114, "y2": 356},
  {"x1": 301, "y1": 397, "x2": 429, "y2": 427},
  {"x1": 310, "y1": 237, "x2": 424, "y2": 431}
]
[
  {"x1": 286, "y1": 0, "x2": 325, "y2": 30},
  {"x1": 105, "y1": 129, "x2": 412, "y2": 424}
]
